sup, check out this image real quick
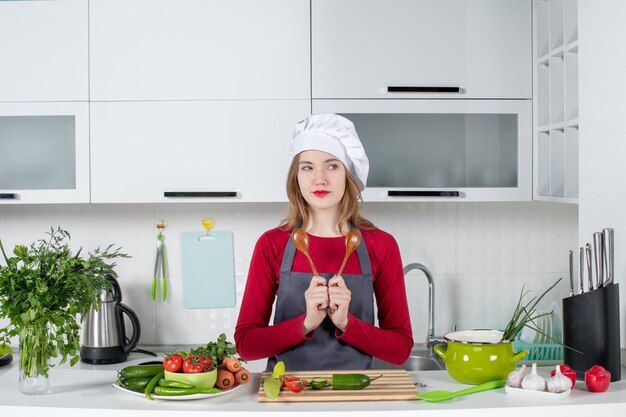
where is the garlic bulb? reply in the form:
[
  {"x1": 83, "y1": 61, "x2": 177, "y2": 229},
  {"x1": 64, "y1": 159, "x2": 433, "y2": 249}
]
[
  {"x1": 547, "y1": 365, "x2": 573, "y2": 393},
  {"x1": 521, "y1": 363, "x2": 547, "y2": 391},
  {"x1": 507, "y1": 364, "x2": 527, "y2": 388}
]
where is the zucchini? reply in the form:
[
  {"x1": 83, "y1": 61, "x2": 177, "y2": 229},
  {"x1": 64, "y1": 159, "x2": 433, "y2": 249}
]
[
  {"x1": 332, "y1": 374, "x2": 382, "y2": 390},
  {"x1": 119, "y1": 364, "x2": 164, "y2": 379}
]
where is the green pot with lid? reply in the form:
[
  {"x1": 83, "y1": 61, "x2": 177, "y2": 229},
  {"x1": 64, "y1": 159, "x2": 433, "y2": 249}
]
[{"x1": 434, "y1": 330, "x2": 528, "y2": 385}]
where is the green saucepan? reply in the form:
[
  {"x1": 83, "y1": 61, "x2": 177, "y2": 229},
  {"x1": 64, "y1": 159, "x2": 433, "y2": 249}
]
[{"x1": 434, "y1": 329, "x2": 528, "y2": 385}]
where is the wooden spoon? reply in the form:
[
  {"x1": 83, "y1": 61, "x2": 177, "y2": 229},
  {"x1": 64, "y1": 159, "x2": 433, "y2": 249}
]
[
  {"x1": 337, "y1": 229, "x2": 361, "y2": 277},
  {"x1": 292, "y1": 228, "x2": 319, "y2": 276}
]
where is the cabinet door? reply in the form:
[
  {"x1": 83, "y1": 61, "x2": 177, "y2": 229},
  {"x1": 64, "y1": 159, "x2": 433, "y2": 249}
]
[
  {"x1": 313, "y1": 99, "x2": 532, "y2": 202},
  {"x1": 312, "y1": 0, "x2": 531, "y2": 99},
  {"x1": 0, "y1": 102, "x2": 90, "y2": 204},
  {"x1": 0, "y1": 0, "x2": 88, "y2": 102},
  {"x1": 90, "y1": 100, "x2": 310, "y2": 203},
  {"x1": 89, "y1": 0, "x2": 310, "y2": 101}
]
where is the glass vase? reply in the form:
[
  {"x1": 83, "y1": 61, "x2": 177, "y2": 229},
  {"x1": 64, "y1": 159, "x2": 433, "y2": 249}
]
[{"x1": 18, "y1": 331, "x2": 50, "y2": 395}]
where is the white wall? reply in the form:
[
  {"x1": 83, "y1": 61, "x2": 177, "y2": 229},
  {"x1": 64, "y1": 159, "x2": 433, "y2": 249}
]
[
  {"x1": 578, "y1": 0, "x2": 626, "y2": 349},
  {"x1": 0, "y1": 201, "x2": 577, "y2": 369}
]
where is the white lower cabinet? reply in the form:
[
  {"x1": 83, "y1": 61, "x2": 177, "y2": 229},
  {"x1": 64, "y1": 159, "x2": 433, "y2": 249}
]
[
  {"x1": 0, "y1": 102, "x2": 90, "y2": 204},
  {"x1": 90, "y1": 101, "x2": 310, "y2": 203}
]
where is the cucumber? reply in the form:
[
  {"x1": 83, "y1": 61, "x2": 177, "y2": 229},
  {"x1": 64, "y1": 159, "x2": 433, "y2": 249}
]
[
  {"x1": 332, "y1": 374, "x2": 382, "y2": 390},
  {"x1": 309, "y1": 378, "x2": 330, "y2": 389},
  {"x1": 119, "y1": 364, "x2": 164, "y2": 379},
  {"x1": 119, "y1": 377, "x2": 152, "y2": 392}
]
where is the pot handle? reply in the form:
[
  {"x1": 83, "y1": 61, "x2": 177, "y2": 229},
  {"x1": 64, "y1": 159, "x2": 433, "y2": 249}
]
[
  {"x1": 510, "y1": 349, "x2": 528, "y2": 364},
  {"x1": 433, "y1": 344, "x2": 447, "y2": 360}
]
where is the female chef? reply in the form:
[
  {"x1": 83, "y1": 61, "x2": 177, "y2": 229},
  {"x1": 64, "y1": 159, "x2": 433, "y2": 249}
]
[{"x1": 234, "y1": 113, "x2": 413, "y2": 371}]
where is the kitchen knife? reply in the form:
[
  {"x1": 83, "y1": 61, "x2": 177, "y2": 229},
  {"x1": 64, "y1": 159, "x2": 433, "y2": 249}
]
[
  {"x1": 585, "y1": 243, "x2": 593, "y2": 292},
  {"x1": 593, "y1": 232, "x2": 604, "y2": 290},
  {"x1": 568, "y1": 250, "x2": 574, "y2": 296},
  {"x1": 603, "y1": 228, "x2": 614, "y2": 286},
  {"x1": 579, "y1": 247, "x2": 585, "y2": 294}
]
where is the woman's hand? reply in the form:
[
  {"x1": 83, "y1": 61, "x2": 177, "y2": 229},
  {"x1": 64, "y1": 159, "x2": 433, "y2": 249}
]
[
  {"x1": 328, "y1": 275, "x2": 351, "y2": 332},
  {"x1": 302, "y1": 276, "x2": 329, "y2": 335}
]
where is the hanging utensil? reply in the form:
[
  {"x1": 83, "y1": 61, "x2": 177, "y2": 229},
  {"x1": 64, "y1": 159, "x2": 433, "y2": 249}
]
[
  {"x1": 603, "y1": 228, "x2": 614, "y2": 287},
  {"x1": 292, "y1": 228, "x2": 319, "y2": 276},
  {"x1": 593, "y1": 232, "x2": 604, "y2": 290},
  {"x1": 152, "y1": 220, "x2": 168, "y2": 302},
  {"x1": 337, "y1": 229, "x2": 361, "y2": 277}
]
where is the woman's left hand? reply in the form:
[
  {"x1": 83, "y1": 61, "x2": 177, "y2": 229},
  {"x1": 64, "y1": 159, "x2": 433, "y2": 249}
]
[{"x1": 327, "y1": 275, "x2": 351, "y2": 332}]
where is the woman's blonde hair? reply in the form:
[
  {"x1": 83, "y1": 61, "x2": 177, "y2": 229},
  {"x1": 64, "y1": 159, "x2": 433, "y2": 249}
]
[{"x1": 279, "y1": 154, "x2": 375, "y2": 234}]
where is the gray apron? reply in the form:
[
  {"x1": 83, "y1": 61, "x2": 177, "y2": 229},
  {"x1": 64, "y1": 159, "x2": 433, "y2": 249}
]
[{"x1": 265, "y1": 228, "x2": 375, "y2": 371}]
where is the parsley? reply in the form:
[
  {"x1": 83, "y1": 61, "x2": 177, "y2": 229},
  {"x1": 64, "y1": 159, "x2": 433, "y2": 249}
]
[
  {"x1": 0, "y1": 227, "x2": 129, "y2": 378},
  {"x1": 189, "y1": 333, "x2": 244, "y2": 368}
]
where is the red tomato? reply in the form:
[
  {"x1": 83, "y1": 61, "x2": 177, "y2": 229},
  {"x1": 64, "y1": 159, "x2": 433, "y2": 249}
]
[
  {"x1": 283, "y1": 377, "x2": 305, "y2": 393},
  {"x1": 182, "y1": 356, "x2": 206, "y2": 373},
  {"x1": 163, "y1": 353, "x2": 183, "y2": 373},
  {"x1": 585, "y1": 365, "x2": 611, "y2": 392},
  {"x1": 198, "y1": 356, "x2": 212, "y2": 370},
  {"x1": 550, "y1": 364, "x2": 577, "y2": 388}
]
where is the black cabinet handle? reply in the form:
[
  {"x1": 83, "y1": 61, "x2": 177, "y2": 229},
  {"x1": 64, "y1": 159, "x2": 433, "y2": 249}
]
[
  {"x1": 0, "y1": 193, "x2": 18, "y2": 199},
  {"x1": 387, "y1": 86, "x2": 461, "y2": 93},
  {"x1": 388, "y1": 190, "x2": 460, "y2": 197},
  {"x1": 164, "y1": 191, "x2": 237, "y2": 198}
]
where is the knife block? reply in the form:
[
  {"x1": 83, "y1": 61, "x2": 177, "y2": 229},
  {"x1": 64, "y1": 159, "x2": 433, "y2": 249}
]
[{"x1": 562, "y1": 283, "x2": 621, "y2": 382}]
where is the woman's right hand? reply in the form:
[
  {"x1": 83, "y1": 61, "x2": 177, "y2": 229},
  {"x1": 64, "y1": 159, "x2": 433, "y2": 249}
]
[{"x1": 302, "y1": 276, "x2": 328, "y2": 335}]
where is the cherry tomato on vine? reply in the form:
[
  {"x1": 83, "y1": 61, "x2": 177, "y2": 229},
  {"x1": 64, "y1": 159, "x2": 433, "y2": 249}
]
[
  {"x1": 163, "y1": 353, "x2": 183, "y2": 373},
  {"x1": 182, "y1": 356, "x2": 206, "y2": 373}
]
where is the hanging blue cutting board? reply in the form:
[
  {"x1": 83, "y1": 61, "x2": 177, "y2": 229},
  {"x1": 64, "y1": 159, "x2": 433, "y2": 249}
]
[{"x1": 180, "y1": 231, "x2": 236, "y2": 309}]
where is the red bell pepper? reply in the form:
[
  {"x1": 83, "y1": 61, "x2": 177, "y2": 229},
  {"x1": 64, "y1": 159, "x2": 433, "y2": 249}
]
[{"x1": 585, "y1": 365, "x2": 611, "y2": 392}]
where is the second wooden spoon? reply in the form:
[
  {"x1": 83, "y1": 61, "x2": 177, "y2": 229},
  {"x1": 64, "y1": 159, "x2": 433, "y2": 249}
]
[{"x1": 337, "y1": 229, "x2": 361, "y2": 277}]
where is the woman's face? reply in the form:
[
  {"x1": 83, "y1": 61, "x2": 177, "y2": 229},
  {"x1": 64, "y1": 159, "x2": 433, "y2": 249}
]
[{"x1": 297, "y1": 150, "x2": 347, "y2": 212}]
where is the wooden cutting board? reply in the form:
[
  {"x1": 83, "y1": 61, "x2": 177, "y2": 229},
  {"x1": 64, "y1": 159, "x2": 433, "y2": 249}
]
[{"x1": 257, "y1": 369, "x2": 418, "y2": 402}]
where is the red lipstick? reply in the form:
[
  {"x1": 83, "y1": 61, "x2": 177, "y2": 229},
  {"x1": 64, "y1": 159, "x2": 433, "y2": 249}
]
[{"x1": 313, "y1": 190, "x2": 330, "y2": 197}]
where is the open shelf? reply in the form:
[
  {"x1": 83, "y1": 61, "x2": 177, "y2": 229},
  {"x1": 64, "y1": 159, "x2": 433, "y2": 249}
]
[{"x1": 533, "y1": 0, "x2": 578, "y2": 203}]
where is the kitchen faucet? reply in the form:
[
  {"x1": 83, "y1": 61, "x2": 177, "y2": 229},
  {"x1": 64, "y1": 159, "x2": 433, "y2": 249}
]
[{"x1": 403, "y1": 263, "x2": 447, "y2": 369}]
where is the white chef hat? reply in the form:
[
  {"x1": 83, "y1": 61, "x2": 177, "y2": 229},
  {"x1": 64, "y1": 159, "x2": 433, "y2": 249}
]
[{"x1": 288, "y1": 113, "x2": 369, "y2": 191}]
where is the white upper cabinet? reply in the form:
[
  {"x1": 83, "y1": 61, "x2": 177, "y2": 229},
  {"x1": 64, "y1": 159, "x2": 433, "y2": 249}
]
[
  {"x1": 0, "y1": 0, "x2": 88, "y2": 102},
  {"x1": 0, "y1": 102, "x2": 90, "y2": 204},
  {"x1": 312, "y1": 0, "x2": 531, "y2": 99},
  {"x1": 90, "y1": 100, "x2": 310, "y2": 203},
  {"x1": 89, "y1": 0, "x2": 310, "y2": 101}
]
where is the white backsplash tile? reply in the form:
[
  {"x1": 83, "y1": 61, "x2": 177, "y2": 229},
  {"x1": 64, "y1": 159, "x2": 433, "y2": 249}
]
[{"x1": 0, "y1": 201, "x2": 578, "y2": 350}]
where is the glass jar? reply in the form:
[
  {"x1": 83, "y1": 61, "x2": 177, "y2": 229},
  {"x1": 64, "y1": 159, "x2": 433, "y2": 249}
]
[{"x1": 18, "y1": 331, "x2": 50, "y2": 395}]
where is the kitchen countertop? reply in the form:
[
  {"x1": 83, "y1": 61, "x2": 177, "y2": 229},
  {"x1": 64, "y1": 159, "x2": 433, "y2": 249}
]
[{"x1": 1, "y1": 350, "x2": 626, "y2": 417}]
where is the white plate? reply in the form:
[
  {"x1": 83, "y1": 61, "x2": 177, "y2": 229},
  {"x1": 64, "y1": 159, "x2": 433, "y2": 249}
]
[
  {"x1": 505, "y1": 385, "x2": 571, "y2": 400},
  {"x1": 112, "y1": 383, "x2": 242, "y2": 401}
]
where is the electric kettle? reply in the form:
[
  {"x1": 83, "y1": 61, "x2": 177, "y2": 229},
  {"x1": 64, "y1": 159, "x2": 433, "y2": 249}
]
[{"x1": 80, "y1": 274, "x2": 141, "y2": 364}]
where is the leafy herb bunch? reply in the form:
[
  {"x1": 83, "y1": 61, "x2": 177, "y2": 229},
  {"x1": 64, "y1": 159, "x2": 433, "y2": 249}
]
[
  {"x1": 0, "y1": 227, "x2": 129, "y2": 378},
  {"x1": 188, "y1": 333, "x2": 245, "y2": 368},
  {"x1": 501, "y1": 276, "x2": 562, "y2": 342}
]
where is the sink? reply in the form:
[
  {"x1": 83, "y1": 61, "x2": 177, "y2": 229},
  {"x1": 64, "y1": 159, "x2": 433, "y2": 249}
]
[
  {"x1": 372, "y1": 355, "x2": 443, "y2": 371},
  {"x1": 371, "y1": 345, "x2": 445, "y2": 371}
]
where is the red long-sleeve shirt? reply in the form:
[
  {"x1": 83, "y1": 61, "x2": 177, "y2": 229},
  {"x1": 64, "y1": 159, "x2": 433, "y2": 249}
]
[{"x1": 234, "y1": 227, "x2": 414, "y2": 366}]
